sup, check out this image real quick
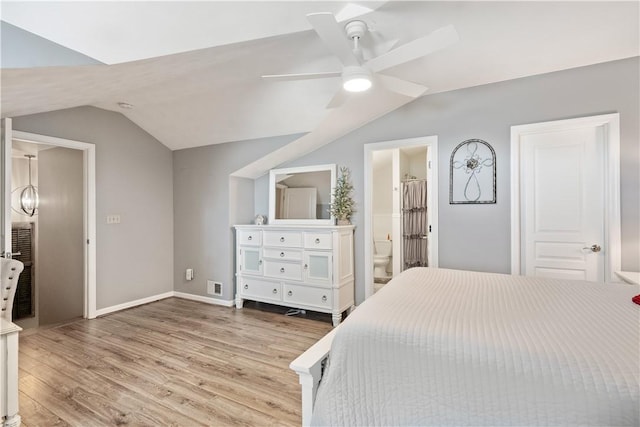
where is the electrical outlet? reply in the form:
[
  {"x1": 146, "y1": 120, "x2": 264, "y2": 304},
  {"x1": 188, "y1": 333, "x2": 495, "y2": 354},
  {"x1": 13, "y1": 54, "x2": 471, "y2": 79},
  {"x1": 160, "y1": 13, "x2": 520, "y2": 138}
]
[
  {"x1": 106, "y1": 215, "x2": 121, "y2": 224},
  {"x1": 186, "y1": 269, "x2": 194, "y2": 280},
  {"x1": 207, "y1": 280, "x2": 223, "y2": 295}
]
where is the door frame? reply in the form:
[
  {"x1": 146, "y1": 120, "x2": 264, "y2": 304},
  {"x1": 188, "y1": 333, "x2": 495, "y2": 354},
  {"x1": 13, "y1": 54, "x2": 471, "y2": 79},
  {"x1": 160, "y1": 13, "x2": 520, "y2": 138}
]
[
  {"x1": 363, "y1": 136, "x2": 439, "y2": 299},
  {"x1": 510, "y1": 113, "x2": 621, "y2": 282},
  {"x1": 1, "y1": 119, "x2": 13, "y2": 258},
  {"x1": 11, "y1": 130, "x2": 97, "y2": 318}
]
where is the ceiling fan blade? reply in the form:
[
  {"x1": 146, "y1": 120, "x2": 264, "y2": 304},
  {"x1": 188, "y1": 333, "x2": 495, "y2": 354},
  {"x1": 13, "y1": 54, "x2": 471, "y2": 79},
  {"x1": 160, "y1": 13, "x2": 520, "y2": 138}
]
[
  {"x1": 334, "y1": 3, "x2": 374, "y2": 23},
  {"x1": 376, "y1": 74, "x2": 428, "y2": 98},
  {"x1": 262, "y1": 71, "x2": 341, "y2": 82},
  {"x1": 325, "y1": 89, "x2": 349, "y2": 109},
  {"x1": 307, "y1": 12, "x2": 360, "y2": 67},
  {"x1": 366, "y1": 24, "x2": 459, "y2": 73}
]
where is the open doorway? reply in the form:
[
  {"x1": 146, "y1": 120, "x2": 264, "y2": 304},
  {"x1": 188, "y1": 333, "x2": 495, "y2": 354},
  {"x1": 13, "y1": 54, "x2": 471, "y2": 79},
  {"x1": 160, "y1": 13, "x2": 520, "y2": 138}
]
[
  {"x1": 11, "y1": 140, "x2": 84, "y2": 329},
  {"x1": 2, "y1": 121, "x2": 97, "y2": 323},
  {"x1": 364, "y1": 136, "x2": 439, "y2": 298}
]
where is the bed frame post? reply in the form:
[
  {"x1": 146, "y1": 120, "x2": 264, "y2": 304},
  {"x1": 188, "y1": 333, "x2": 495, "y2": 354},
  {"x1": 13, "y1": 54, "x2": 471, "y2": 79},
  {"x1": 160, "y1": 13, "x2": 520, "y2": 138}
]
[{"x1": 290, "y1": 328, "x2": 338, "y2": 426}]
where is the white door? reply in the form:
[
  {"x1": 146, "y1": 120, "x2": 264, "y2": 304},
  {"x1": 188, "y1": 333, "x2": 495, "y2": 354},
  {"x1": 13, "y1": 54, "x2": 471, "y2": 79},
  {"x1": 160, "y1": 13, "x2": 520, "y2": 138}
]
[
  {"x1": 1, "y1": 118, "x2": 12, "y2": 258},
  {"x1": 521, "y1": 126, "x2": 604, "y2": 281},
  {"x1": 283, "y1": 187, "x2": 317, "y2": 219}
]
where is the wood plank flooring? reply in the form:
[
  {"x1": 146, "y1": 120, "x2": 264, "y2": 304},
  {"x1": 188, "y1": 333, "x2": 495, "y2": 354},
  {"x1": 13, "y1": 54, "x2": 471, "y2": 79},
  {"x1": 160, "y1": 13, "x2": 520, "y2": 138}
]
[{"x1": 17, "y1": 298, "x2": 333, "y2": 426}]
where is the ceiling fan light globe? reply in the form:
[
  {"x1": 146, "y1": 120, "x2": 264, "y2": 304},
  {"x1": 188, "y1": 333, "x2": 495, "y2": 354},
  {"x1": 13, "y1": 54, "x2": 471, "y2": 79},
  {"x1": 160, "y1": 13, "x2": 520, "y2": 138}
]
[
  {"x1": 342, "y1": 65, "x2": 372, "y2": 93},
  {"x1": 343, "y1": 77, "x2": 372, "y2": 92}
]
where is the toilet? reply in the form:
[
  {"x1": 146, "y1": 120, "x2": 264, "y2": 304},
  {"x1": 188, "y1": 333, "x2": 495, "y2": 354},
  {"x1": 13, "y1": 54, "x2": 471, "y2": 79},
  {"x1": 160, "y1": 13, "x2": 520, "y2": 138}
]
[{"x1": 373, "y1": 240, "x2": 392, "y2": 278}]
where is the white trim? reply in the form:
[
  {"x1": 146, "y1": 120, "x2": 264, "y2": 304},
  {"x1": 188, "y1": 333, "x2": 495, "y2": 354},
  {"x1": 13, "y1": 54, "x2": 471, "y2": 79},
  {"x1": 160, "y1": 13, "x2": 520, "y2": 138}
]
[
  {"x1": 11, "y1": 130, "x2": 98, "y2": 318},
  {"x1": 93, "y1": 291, "x2": 234, "y2": 317},
  {"x1": 1, "y1": 119, "x2": 12, "y2": 257},
  {"x1": 363, "y1": 136, "x2": 439, "y2": 299},
  {"x1": 510, "y1": 113, "x2": 621, "y2": 282},
  {"x1": 94, "y1": 291, "x2": 174, "y2": 317},
  {"x1": 173, "y1": 292, "x2": 235, "y2": 307}
]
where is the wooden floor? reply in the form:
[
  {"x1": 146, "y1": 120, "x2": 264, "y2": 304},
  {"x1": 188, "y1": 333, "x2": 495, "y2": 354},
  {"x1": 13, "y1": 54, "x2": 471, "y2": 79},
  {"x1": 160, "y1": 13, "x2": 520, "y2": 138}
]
[{"x1": 17, "y1": 298, "x2": 333, "y2": 426}]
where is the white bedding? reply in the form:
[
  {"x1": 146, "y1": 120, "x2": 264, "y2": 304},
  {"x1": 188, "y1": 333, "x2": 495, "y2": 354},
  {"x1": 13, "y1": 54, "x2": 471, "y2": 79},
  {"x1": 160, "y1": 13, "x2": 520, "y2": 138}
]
[{"x1": 311, "y1": 267, "x2": 640, "y2": 426}]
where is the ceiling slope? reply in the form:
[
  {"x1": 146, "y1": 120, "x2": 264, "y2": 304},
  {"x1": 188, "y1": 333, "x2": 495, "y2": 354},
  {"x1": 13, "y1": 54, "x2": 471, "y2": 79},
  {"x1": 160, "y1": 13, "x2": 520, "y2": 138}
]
[{"x1": 1, "y1": 1, "x2": 638, "y2": 157}]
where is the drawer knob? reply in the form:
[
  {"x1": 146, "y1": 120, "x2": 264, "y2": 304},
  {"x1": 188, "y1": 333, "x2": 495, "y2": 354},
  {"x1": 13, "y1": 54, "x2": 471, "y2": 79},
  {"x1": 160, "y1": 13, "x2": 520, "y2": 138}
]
[
  {"x1": 244, "y1": 284, "x2": 248, "y2": 289},
  {"x1": 315, "y1": 238, "x2": 320, "y2": 244},
  {"x1": 280, "y1": 267, "x2": 285, "y2": 273},
  {"x1": 304, "y1": 264, "x2": 308, "y2": 269},
  {"x1": 280, "y1": 237, "x2": 285, "y2": 242},
  {"x1": 273, "y1": 288, "x2": 278, "y2": 294},
  {"x1": 259, "y1": 260, "x2": 263, "y2": 265},
  {"x1": 248, "y1": 235, "x2": 252, "y2": 241},
  {"x1": 322, "y1": 295, "x2": 327, "y2": 302},
  {"x1": 280, "y1": 252, "x2": 285, "y2": 257},
  {"x1": 287, "y1": 290, "x2": 293, "y2": 296}
]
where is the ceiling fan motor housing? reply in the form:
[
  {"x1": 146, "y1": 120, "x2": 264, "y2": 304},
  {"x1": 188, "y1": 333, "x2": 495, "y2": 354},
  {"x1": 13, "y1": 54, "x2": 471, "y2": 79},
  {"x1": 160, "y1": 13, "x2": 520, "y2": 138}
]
[{"x1": 345, "y1": 20, "x2": 367, "y2": 40}]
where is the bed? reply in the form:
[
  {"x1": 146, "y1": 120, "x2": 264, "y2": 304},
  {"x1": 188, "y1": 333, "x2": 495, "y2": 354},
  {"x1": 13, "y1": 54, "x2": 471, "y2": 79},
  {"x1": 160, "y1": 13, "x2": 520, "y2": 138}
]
[{"x1": 290, "y1": 267, "x2": 639, "y2": 426}]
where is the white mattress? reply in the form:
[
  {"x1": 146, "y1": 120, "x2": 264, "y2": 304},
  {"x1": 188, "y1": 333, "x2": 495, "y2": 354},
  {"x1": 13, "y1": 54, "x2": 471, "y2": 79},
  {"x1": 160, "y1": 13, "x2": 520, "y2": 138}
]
[{"x1": 311, "y1": 267, "x2": 640, "y2": 426}]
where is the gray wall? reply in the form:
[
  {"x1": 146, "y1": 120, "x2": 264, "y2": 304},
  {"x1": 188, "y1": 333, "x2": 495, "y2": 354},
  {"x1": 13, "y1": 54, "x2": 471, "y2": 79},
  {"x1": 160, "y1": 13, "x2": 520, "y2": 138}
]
[
  {"x1": 1, "y1": 21, "x2": 101, "y2": 68},
  {"x1": 13, "y1": 106, "x2": 174, "y2": 310},
  {"x1": 38, "y1": 147, "x2": 84, "y2": 325},
  {"x1": 173, "y1": 134, "x2": 299, "y2": 301},
  {"x1": 11, "y1": 58, "x2": 637, "y2": 310},
  {"x1": 254, "y1": 57, "x2": 640, "y2": 303}
]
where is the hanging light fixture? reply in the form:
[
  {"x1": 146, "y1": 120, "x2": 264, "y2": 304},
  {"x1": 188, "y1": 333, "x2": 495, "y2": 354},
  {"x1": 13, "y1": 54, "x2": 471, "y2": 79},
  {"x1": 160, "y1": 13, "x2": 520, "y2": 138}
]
[{"x1": 20, "y1": 154, "x2": 39, "y2": 217}]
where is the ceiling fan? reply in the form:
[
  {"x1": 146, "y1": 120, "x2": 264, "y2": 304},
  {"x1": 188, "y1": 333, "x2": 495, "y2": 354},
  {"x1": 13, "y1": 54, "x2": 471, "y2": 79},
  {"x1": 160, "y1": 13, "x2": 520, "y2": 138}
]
[{"x1": 262, "y1": 12, "x2": 459, "y2": 108}]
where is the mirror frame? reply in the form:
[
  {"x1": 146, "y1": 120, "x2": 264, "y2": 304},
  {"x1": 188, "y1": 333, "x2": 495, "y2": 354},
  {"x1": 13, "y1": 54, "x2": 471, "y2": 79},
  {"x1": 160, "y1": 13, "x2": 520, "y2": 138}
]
[{"x1": 268, "y1": 164, "x2": 337, "y2": 225}]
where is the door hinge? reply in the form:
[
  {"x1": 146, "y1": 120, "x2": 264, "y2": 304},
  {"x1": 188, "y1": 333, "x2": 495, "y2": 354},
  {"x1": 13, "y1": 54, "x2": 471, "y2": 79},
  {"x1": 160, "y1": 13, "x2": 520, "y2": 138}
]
[
  {"x1": 87, "y1": 239, "x2": 90, "y2": 245},
  {"x1": 429, "y1": 225, "x2": 432, "y2": 232},
  {"x1": 428, "y1": 160, "x2": 431, "y2": 169}
]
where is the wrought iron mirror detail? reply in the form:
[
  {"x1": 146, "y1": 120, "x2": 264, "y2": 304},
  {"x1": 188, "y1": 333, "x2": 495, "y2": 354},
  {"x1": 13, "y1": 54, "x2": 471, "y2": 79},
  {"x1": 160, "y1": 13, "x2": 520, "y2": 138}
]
[{"x1": 450, "y1": 139, "x2": 496, "y2": 204}]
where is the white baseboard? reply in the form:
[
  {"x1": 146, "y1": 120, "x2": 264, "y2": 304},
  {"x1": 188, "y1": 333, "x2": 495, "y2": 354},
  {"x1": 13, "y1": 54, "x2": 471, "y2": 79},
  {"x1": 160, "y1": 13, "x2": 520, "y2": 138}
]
[
  {"x1": 94, "y1": 291, "x2": 234, "y2": 317},
  {"x1": 95, "y1": 291, "x2": 174, "y2": 317},
  {"x1": 173, "y1": 292, "x2": 235, "y2": 307}
]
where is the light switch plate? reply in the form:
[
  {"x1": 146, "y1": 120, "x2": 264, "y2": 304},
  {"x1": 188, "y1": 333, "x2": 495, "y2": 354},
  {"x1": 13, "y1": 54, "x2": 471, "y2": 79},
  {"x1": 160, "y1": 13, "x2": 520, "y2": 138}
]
[{"x1": 106, "y1": 215, "x2": 121, "y2": 224}]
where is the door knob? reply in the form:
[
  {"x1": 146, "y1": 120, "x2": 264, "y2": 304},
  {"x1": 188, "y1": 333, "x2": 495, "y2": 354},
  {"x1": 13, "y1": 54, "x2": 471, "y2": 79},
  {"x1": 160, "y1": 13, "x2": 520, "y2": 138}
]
[
  {"x1": 0, "y1": 251, "x2": 20, "y2": 259},
  {"x1": 583, "y1": 244, "x2": 601, "y2": 253}
]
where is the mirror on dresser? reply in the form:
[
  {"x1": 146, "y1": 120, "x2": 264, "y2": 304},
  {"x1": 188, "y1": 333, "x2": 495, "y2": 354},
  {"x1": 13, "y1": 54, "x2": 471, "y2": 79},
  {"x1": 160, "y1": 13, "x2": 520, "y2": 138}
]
[{"x1": 268, "y1": 164, "x2": 336, "y2": 225}]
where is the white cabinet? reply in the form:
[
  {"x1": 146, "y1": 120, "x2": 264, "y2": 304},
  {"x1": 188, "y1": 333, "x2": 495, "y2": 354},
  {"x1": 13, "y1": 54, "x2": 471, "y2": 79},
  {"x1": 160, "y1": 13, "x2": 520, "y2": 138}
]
[
  {"x1": 239, "y1": 247, "x2": 262, "y2": 275},
  {"x1": 235, "y1": 225, "x2": 355, "y2": 326}
]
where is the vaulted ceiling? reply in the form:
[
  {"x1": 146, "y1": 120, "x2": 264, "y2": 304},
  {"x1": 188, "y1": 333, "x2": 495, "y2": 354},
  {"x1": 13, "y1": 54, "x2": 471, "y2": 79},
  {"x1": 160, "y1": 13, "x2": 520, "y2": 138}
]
[{"x1": 2, "y1": 1, "x2": 638, "y2": 174}]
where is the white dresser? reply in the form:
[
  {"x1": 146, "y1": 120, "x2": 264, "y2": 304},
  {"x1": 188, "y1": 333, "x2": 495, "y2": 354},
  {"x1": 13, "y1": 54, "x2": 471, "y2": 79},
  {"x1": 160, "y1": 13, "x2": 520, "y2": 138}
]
[{"x1": 235, "y1": 225, "x2": 355, "y2": 326}]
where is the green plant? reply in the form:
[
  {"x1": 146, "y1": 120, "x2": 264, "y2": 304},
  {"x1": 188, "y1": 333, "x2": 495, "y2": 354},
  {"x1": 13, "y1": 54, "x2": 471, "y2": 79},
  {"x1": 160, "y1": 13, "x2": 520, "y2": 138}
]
[{"x1": 330, "y1": 166, "x2": 355, "y2": 222}]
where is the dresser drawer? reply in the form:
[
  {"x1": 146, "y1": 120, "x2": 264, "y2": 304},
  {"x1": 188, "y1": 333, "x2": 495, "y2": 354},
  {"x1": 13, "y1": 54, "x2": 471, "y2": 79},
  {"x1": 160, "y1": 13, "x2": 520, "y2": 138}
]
[
  {"x1": 239, "y1": 277, "x2": 281, "y2": 301},
  {"x1": 237, "y1": 229, "x2": 262, "y2": 246},
  {"x1": 304, "y1": 232, "x2": 332, "y2": 249},
  {"x1": 264, "y1": 230, "x2": 303, "y2": 247},
  {"x1": 283, "y1": 284, "x2": 333, "y2": 310},
  {"x1": 263, "y1": 248, "x2": 302, "y2": 261},
  {"x1": 264, "y1": 260, "x2": 302, "y2": 281}
]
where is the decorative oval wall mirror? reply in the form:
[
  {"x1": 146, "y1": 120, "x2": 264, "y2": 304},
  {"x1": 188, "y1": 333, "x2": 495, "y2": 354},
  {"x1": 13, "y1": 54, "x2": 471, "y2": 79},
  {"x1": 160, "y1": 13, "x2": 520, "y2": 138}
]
[{"x1": 268, "y1": 164, "x2": 337, "y2": 225}]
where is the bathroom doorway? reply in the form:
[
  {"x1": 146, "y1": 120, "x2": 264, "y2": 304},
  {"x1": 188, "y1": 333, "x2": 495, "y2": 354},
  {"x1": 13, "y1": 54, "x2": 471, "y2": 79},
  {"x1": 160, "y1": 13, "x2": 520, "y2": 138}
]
[
  {"x1": 10, "y1": 140, "x2": 85, "y2": 329},
  {"x1": 364, "y1": 136, "x2": 439, "y2": 297},
  {"x1": 2, "y1": 121, "x2": 97, "y2": 322}
]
